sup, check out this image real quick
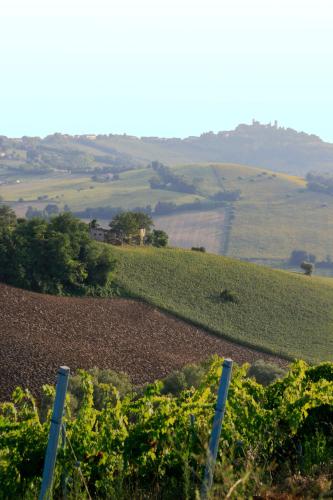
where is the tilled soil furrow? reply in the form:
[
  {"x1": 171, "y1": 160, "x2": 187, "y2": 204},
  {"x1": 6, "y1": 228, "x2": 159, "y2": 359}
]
[{"x1": 0, "y1": 283, "x2": 287, "y2": 400}]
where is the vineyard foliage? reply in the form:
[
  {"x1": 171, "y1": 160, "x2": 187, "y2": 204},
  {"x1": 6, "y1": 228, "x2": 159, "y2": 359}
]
[{"x1": 1, "y1": 358, "x2": 333, "y2": 498}]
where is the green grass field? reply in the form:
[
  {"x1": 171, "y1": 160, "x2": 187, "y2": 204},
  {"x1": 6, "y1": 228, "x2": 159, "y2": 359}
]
[{"x1": 111, "y1": 245, "x2": 333, "y2": 363}]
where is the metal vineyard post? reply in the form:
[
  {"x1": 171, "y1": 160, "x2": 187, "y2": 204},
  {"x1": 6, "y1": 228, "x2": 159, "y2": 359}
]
[
  {"x1": 201, "y1": 358, "x2": 233, "y2": 499},
  {"x1": 39, "y1": 366, "x2": 70, "y2": 500}
]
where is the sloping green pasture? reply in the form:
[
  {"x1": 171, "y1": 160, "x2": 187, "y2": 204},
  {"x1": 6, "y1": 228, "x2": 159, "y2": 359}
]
[{"x1": 112, "y1": 246, "x2": 333, "y2": 363}]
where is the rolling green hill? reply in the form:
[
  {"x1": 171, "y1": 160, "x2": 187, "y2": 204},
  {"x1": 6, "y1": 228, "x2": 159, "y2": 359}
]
[{"x1": 112, "y1": 245, "x2": 333, "y2": 364}]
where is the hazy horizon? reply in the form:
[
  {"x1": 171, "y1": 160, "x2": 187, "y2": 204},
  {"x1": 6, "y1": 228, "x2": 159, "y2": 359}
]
[
  {"x1": 2, "y1": 0, "x2": 333, "y2": 141},
  {"x1": 1, "y1": 119, "x2": 330, "y2": 143}
]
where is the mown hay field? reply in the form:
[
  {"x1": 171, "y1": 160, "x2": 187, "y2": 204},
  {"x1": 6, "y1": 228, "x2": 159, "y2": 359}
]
[
  {"x1": 153, "y1": 208, "x2": 225, "y2": 253},
  {"x1": 112, "y1": 246, "x2": 333, "y2": 363},
  {"x1": 229, "y1": 190, "x2": 333, "y2": 260}
]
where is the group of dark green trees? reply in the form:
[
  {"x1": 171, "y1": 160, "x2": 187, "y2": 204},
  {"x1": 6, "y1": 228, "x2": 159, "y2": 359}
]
[
  {"x1": 0, "y1": 206, "x2": 116, "y2": 295},
  {"x1": 0, "y1": 206, "x2": 169, "y2": 296},
  {"x1": 149, "y1": 161, "x2": 198, "y2": 194}
]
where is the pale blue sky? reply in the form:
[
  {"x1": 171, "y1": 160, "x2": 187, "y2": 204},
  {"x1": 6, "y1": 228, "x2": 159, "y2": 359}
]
[{"x1": 1, "y1": 0, "x2": 333, "y2": 140}]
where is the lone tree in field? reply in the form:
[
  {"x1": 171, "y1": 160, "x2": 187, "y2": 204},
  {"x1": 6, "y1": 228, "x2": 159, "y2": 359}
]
[{"x1": 300, "y1": 261, "x2": 314, "y2": 276}]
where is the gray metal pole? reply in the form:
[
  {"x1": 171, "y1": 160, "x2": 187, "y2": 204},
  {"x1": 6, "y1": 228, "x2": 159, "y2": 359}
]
[
  {"x1": 201, "y1": 358, "x2": 233, "y2": 499},
  {"x1": 61, "y1": 422, "x2": 67, "y2": 499},
  {"x1": 39, "y1": 366, "x2": 70, "y2": 500}
]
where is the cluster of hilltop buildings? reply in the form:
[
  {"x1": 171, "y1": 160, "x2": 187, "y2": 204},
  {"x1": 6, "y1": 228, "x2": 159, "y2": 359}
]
[{"x1": 252, "y1": 119, "x2": 279, "y2": 128}]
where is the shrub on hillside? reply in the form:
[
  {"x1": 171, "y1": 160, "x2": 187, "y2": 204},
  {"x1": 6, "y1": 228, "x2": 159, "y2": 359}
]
[
  {"x1": 219, "y1": 288, "x2": 238, "y2": 303},
  {"x1": 248, "y1": 359, "x2": 287, "y2": 386},
  {"x1": 191, "y1": 246, "x2": 206, "y2": 252},
  {"x1": 161, "y1": 370, "x2": 187, "y2": 395},
  {"x1": 68, "y1": 362, "x2": 208, "y2": 407},
  {"x1": 69, "y1": 367, "x2": 133, "y2": 411},
  {"x1": 161, "y1": 363, "x2": 206, "y2": 395}
]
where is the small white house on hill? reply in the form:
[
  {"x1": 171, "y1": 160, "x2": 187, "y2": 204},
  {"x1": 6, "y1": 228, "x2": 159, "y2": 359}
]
[{"x1": 89, "y1": 227, "x2": 109, "y2": 242}]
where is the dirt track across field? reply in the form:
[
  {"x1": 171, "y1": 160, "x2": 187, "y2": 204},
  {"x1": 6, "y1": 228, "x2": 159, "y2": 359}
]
[{"x1": 0, "y1": 283, "x2": 288, "y2": 400}]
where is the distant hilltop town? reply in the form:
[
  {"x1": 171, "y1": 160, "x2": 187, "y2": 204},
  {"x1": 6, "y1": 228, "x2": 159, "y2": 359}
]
[{"x1": 0, "y1": 121, "x2": 331, "y2": 177}]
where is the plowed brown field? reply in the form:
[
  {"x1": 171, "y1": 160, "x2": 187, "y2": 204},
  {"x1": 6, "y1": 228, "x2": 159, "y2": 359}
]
[{"x1": 0, "y1": 283, "x2": 287, "y2": 400}]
